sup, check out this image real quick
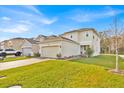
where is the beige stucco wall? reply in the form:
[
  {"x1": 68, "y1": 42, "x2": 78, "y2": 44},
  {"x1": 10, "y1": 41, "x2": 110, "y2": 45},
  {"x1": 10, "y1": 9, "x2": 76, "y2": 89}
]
[
  {"x1": 62, "y1": 30, "x2": 100, "y2": 56},
  {"x1": 79, "y1": 30, "x2": 93, "y2": 42},
  {"x1": 61, "y1": 41, "x2": 80, "y2": 57},
  {"x1": 92, "y1": 33, "x2": 100, "y2": 56},
  {"x1": 22, "y1": 40, "x2": 39, "y2": 55},
  {"x1": 22, "y1": 40, "x2": 32, "y2": 48},
  {"x1": 62, "y1": 32, "x2": 79, "y2": 42},
  {"x1": 32, "y1": 44, "x2": 40, "y2": 54}
]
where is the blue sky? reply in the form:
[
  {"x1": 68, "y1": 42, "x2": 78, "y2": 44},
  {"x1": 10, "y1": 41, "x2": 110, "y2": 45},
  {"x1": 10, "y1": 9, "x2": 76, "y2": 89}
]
[{"x1": 0, "y1": 5, "x2": 124, "y2": 41}]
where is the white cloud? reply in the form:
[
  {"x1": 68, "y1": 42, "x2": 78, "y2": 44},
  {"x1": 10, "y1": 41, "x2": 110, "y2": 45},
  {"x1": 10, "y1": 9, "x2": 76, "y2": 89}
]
[
  {"x1": 0, "y1": 24, "x2": 29, "y2": 33},
  {"x1": 23, "y1": 6, "x2": 58, "y2": 25},
  {"x1": 41, "y1": 17, "x2": 58, "y2": 25},
  {"x1": 19, "y1": 20, "x2": 33, "y2": 25},
  {"x1": 69, "y1": 6, "x2": 123, "y2": 22},
  {"x1": 22, "y1": 5, "x2": 42, "y2": 15},
  {"x1": 2, "y1": 16, "x2": 11, "y2": 21},
  {"x1": 0, "y1": 6, "x2": 58, "y2": 35},
  {"x1": 0, "y1": 6, "x2": 57, "y2": 25}
]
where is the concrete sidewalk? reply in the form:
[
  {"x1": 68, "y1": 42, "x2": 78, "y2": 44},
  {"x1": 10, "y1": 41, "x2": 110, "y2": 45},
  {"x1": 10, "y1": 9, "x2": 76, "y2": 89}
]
[
  {"x1": 119, "y1": 55, "x2": 124, "y2": 59},
  {"x1": 0, "y1": 58, "x2": 50, "y2": 71}
]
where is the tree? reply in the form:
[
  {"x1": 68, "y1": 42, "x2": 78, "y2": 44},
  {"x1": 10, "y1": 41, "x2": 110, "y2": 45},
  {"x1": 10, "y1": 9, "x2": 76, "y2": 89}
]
[
  {"x1": 108, "y1": 17, "x2": 124, "y2": 72},
  {"x1": 99, "y1": 31, "x2": 111, "y2": 54}
]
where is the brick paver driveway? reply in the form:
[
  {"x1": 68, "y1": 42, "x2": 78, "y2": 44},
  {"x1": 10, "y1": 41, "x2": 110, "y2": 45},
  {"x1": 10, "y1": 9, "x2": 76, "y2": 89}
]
[{"x1": 0, "y1": 58, "x2": 50, "y2": 71}]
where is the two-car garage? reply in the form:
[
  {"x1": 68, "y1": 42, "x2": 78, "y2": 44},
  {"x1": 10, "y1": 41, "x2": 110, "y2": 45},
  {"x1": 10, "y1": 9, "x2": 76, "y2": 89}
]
[
  {"x1": 39, "y1": 36, "x2": 80, "y2": 58},
  {"x1": 41, "y1": 45, "x2": 60, "y2": 58}
]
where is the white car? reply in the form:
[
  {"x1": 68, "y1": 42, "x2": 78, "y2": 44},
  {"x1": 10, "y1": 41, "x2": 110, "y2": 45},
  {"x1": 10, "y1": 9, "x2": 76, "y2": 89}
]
[
  {"x1": 0, "y1": 49, "x2": 22, "y2": 57},
  {"x1": 0, "y1": 49, "x2": 4, "y2": 59}
]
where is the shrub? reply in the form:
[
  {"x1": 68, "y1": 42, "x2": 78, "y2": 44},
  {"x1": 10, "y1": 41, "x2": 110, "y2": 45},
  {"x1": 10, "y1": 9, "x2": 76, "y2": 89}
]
[
  {"x1": 34, "y1": 53, "x2": 41, "y2": 57},
  {"x1": 56, "y1": 53, "x2": 61, "y2": 58},
  {"x1": 85, "y1": 48, "x2": 93, "y2": 57}
]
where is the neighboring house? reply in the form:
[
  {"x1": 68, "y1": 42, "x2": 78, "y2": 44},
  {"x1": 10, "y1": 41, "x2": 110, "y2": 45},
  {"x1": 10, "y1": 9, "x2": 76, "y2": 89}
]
[
  {"x1": 99, "y1": 31, "x2": 124, "y2": 54},
  {"x1": 21, "y1": 39, "x2": 40, "y2": 56},
  {"x1": 34, "y1": 35, "x2": 47, "y2": 42},
  {"x1": 61, "y1": 28, "x2": 100, "y2": 56},
  {"x1": 39, "y1": 36, "x2": 80, "y2": 58},
  {"x1": 0, "y1": 38, "x2": 26, "y2": 50},
  {"x1": 107, "y1": 36, "x2": 124, "y2": 54}
]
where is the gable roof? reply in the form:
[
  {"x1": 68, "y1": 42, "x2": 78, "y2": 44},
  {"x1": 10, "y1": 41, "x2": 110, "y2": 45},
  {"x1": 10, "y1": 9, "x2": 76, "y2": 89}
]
[
  {"x1": 40, "y1": 36, "x2": 79, "y2": 44},
  {"x1": 46, "y1": 35, "x2": 57, "y2": 39},
  {"x1": 25, "y1": 39, "x2": 39, "y2": 44},
  {"x1": 61, "y1": 28, "x2": 100, "y2": 37},
  {"x1": 0, "y1": 37, "x2": 27, "y2": 44},
  {"x1": 35, "y1": 35, "x2": 47, "y2": 39}
]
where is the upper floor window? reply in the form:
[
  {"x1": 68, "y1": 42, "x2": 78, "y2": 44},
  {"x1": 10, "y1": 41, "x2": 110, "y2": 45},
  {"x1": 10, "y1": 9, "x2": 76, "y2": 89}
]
[
  {"x1": 93, "y1": 35, "x2": 95, "y2": 39},
  {"x1": 86, "y1": 33, "x2": 89, "y2": 37},
  {"x1": 70, "y1": 35, "x2": 72, "y2": 38}
]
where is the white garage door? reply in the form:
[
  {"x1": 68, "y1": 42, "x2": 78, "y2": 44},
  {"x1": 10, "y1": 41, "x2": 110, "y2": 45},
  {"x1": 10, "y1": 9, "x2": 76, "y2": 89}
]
[
  {"x1": 22, "y1": 47, "x2": 32, "y2": 56},
  {"x1": 42, "y1": 46, "x2": 60, "y2": 58}
]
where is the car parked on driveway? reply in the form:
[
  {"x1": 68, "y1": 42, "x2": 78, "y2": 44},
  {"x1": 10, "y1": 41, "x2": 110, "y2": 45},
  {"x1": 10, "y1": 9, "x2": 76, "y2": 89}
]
[
  {"x1": 0, "y1": 49, "x2": 4, "y2": 59},
  {"x1": 0, "y1": 49, "x2": 22, "y2": 57}
]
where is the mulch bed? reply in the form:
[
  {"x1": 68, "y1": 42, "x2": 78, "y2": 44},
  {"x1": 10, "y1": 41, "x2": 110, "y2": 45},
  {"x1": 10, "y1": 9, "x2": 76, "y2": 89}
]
[
  {"x1": 0, "y1": 75, "x2": 6, "y2": 79},
  {"x1": 108, "y1": 69, "x2": 124, "y2": 75}
]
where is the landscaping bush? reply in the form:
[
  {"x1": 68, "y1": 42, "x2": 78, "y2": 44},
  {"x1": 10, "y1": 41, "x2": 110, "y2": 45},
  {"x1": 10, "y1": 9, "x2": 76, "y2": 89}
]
[
  {"x1": 34, "y1": 53, "x2": 41, "y2": 57},
  {"x1": 56, "y1": 53, "x2": 61, "y2": 58},
  {"x1": 85, "y1": 48, "x2": 93, "y2": 57}
]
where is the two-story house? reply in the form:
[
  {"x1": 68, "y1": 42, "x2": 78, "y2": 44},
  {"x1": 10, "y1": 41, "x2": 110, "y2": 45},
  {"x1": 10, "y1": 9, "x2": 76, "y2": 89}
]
[
  {"x1": 61, "y1": 28, "x2": 100, "y2": 56},
  {"x1": 39, "y1": 28, "x2": 100, "y2": 58}
]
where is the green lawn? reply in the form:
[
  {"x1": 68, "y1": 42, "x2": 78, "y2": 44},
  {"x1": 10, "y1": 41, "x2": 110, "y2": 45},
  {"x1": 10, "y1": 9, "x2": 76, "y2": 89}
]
[
  {"x1": 0, "y1": 56, "x2": 32, "y2": 63},
  {"x1": 71, "y1": 55, "x2": 124, "y2": 69},
  {"x1": 1, "y1": 59, "x2": 124, "y2": 88}
]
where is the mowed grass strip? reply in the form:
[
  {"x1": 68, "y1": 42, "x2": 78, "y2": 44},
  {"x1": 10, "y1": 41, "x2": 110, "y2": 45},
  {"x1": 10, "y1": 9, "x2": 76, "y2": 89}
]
[
  {"x1": 0, "y1": 60, "x2": 124, "y2": 88},
  {"x1": 71, "y1": 55, "x2": 124, "y2": 69},
  {"x1": 0, "y1": 56, "x2": 32, "y2": 63}
]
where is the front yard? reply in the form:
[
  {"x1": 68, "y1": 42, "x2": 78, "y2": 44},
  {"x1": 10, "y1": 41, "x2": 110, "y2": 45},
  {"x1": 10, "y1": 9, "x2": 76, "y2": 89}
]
[
  {"x1": 0, "y1": 56, "x2": 124, "y2": 88},
  {"x1": 0, "y1": 56, "x2": 33, "y2": 63},
  {"x1": 71, "y1": 55, "x2": 124, "y2": 69}
]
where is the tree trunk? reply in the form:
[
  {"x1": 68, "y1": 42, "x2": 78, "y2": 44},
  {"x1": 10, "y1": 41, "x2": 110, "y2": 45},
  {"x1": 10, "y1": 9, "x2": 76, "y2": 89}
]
[
  {"x1": 115, "y1": 35, "x2": 119, "y2": 72},
  {"x1": 115, "y1": 48, "x2": 119, "y2": 72}
]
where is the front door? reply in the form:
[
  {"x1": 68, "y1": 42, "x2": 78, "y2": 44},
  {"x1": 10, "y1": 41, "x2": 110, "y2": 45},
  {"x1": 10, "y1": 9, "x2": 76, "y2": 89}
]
[{"x1": 81, "y1": 45, "x2": 90, "y2": 54}]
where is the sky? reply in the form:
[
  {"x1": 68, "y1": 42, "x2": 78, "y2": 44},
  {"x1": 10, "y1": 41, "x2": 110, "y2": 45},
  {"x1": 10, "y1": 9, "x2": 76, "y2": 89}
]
[{"x1": 0, "y1": 5, "x2": 124, "y2": 41}]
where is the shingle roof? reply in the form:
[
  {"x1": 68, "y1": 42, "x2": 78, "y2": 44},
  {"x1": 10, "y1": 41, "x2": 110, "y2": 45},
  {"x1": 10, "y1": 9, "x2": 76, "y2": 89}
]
[
  {"x1": 25, "y1": 39, "x2": 39, "y2": 44},
  {"x1": 37, "y1": 35, "x2": 47, "y2": 38},
  {"x1": 40, "y1": 36, "x2": 79, "y2": 44},
  {"x1": 46, "y1": 35, "x2": 57, "y2": 39},
  {"x1": 61, "y1": 28, "x2": 100, "y2": 37},
  {"x1": 0, "y1": 37, "x2": 26, "y2": 43}
]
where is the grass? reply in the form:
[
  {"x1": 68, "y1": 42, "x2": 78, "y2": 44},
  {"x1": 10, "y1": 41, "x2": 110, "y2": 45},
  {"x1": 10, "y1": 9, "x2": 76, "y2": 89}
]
[
  {"x1": 1, "y1": 60, "x2": 124, "y2": 88},
  {"x1": 71, "y1": 55, "x2": 124, "y2": 69},
  {"x1": 0, "y1": 56, "x2": 32, "y2": 63}
]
